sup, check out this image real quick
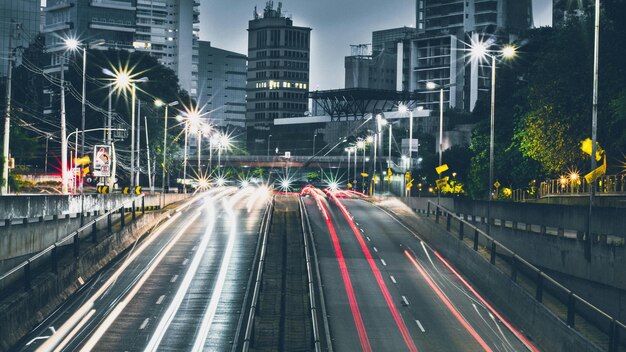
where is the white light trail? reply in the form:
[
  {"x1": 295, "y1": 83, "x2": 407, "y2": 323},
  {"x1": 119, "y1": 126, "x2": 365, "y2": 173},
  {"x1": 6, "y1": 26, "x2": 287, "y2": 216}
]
[
  {"x1": 191, "y1": 195, "x2": 240, "y2": 352},
  {"x1": 80, "y1": 210, "x2": 204, "y2": 351},
  {"x1": 143, "y1": 200, "x2": 217, "y2": 352}
]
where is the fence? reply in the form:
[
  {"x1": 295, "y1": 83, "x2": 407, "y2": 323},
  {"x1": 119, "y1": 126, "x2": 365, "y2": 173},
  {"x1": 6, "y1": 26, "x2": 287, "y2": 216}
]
[
  {"x1": 539, "y1": 174, "x2": 626, "y2": 198},
  {"x1": 0, "y1": 195, "x2": 146, "y2": 299},
  {"x1": 426, "y1": 200, "x2": 625, "y2": 352}
]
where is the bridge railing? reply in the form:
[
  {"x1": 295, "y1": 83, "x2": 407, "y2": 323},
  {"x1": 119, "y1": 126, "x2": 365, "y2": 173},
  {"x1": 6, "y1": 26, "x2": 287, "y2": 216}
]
[
  {"x1": 0, "y1": 195, "x2": 145, "y2": 300},
  {"x1": 539, "y1": 174, "x2": 626, "y2": 198},
  {"x1": 427, "y1": 200, "x2": 625, "y2": 351}
]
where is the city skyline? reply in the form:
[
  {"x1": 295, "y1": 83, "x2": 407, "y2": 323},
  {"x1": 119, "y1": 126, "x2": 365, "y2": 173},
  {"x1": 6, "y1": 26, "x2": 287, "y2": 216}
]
[{"x1": 200, "y1": 0, "x2": 553, "y2": 92}]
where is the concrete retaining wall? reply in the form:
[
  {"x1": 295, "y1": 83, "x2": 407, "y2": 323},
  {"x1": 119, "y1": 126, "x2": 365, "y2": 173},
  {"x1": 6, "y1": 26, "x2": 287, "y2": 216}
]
[
  {"x1": 391, "y1": 206, "x2": 601, "y2": 352},
  {"x1": 0, "y1": 194, "x2": 189, "y2": 272},
  {"x1": 0, "y1": 209, "x2": 173, "y2": 352}
]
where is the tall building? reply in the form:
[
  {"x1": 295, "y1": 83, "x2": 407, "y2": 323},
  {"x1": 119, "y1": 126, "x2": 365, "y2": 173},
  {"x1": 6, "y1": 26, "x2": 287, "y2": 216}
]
[
  {"x1": 344, "y1": 27, "x2": 417, "y2": 91},
  {"x1": 133, "y1": 0, "x2": 200, "y2": 97},
  {"x1": 0, "y1": 0, "x2": 40, "y2": 78},
  {"x1": 197, "y1": 41, "x2": 247, "y2": 128},
  {"x1": 407, "y1": 0, "x2": 533, "y2": 112},
  {"x1": 344, "y1": 44, "x2": 396, "y2": 90},
  {"x1": 553, "y1": 0, "x2": 585, "y2": 27},
  {"x1": 42, "y1": 0, "x2": 137, "y2": 116},
  {"x1": 246, "y1": 1, "x2": 311, "y2": 155},
  {"x1": 43, "y1": 0, "x2": 136, "y2": 56}
]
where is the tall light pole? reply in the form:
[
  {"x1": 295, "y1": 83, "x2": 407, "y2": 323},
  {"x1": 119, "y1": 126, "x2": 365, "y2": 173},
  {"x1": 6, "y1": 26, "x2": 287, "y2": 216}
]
[
  {"x1": 587, "y1": 0, "x2": 601, "y2": 260},
  {"x1": 155, "y1": 99, "x2": 178, "y2": 206},
  {"x1": 470, "y1": 40, "x2": 517, "y2": 232},
  {"x1": 267, "y1": 134, "x2": 272, "y2": 158},
  {"x1": 102, "y1": 68, "x2": 148, "y2": 188},
  {"x1": 1, "y1": 24, "x2": 15, "y2": 195},
  {"x1": 312, "y1": 133, "x2": 317, "y2": 157},
  {"x1": 398, "y1": 105, "x2": 415, "y2": 170},
  {"x1": 60, "y1": 53, "x2": 68, "y2": 194},
  {"x1": 345, "y1": 147, "x2": 352, "y2": 185},
  {"x1": 353, "y1": 146, "x2": 357, "y2": 186}
]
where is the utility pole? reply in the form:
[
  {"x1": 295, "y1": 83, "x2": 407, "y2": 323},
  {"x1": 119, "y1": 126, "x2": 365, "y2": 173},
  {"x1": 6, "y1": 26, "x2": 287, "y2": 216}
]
[
  {"x1": 136, "y1": 99, "x2": 141, "y2": 187},
  {"x1": 60, "y1": 53, "x2": 68, "y2": 194},
  {"x1": 1, "y1": 23, "x2": 16, "y2": 195},
  {"x1": 587, "y1": 0, "x2": 601, "y2": 261}
]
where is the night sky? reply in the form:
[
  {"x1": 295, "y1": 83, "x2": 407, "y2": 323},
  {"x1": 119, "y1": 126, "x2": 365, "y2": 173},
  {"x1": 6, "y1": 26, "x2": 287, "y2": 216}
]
[{"x1": 199, "y1": 0, "x2": 553, "y2": 91}]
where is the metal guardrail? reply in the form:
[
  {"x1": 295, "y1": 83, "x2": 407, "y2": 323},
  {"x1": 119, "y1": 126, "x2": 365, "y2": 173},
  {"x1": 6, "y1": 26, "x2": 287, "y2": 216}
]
[
  {"x1": 0, "y1": 195, "x2": 146, "y2": 298},
  {"x1": 539, "y1": 174, "x2": 626, "y2": 198},
  {"x1": 426, "y1": 201, "x2": 625, "y2": 352},
  {"x1": 242, "y1": 196, "x2": 275, "y2": 352}
]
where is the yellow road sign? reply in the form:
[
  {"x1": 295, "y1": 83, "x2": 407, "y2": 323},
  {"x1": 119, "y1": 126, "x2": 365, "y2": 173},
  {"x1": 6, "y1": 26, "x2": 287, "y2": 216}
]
[
  {"x1": 584, "y1": 155, "x2": 607, "y2": 183},
  {"x1": 581, "y1": 138, "x2": 603, "y2": 161},
  {"x1": 435, "y1": 164, "x2": 449, "y2": 175},
  {"x1": 494, "y1": 181, "x2": 501, "y2": 189}
]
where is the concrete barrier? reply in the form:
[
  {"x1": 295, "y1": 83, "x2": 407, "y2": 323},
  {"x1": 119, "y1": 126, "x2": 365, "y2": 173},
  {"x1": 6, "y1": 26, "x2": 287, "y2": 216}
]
[
  {"x1": 387, "y1": 203, "x2": 602, "y2": 352},
  {"x1": 0, "y1": 194, "x2": 190, "y2": 273}
]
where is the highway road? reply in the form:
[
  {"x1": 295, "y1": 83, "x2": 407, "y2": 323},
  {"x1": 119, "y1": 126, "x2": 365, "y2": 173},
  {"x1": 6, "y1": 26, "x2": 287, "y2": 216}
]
[
  {"x1": 302, "y1": 190, "x2": 536, "y2": 352},
  {"x1": 17, "y1": 186, "x2": 269, "y2": 352}
]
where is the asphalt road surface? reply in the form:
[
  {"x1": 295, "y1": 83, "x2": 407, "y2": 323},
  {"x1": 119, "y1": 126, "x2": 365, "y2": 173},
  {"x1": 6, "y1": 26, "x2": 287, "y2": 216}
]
[
  {"x1": 18, "y1": 187, "x2": 268, "y2": 352},
  {"x1": 303, "y1": 193, "x2": 534, "y2": 352}
]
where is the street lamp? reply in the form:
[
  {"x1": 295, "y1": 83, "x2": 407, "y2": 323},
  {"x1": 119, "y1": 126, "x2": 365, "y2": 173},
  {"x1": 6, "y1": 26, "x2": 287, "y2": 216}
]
[
  {"x1": 313, "y1": 133, "x2": 317, "y2": 157},
  {"x1": 155, "y1": 99, "x2": 179, "y2": 206},
  {"x1": 64, "y1": 38, "x2": 105, "y2": 196},
  {"x1": 267, "y1": 134, "x2": 272, "y2": 158},
  {"x1": 469, "y1": 38, "x2": 517, "y2": 232},
  {"x1": 426, "y1": 81, "x2": 457, "y2": 168},
  {"x1": 103, "y1": 67, "x2": 149, "y2": 188},
  {"x1": 372, "y1": 114, "x2": 387, "y2": 195}
]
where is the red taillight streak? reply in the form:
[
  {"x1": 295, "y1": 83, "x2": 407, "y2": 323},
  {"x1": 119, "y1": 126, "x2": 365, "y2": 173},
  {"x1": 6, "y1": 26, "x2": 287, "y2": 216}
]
[
  {"x1": 332, "y1": 195, "x2": 418, "y2": 352},
  {"x1": 404, "y1": 250, "x2": 493, "y2": 352},
  {"x1": 316, "y1": 197, "x2": 372, "y2": 352},
  {"x1": 431, "y1": 250, "x2": 539, "y2": 352}
]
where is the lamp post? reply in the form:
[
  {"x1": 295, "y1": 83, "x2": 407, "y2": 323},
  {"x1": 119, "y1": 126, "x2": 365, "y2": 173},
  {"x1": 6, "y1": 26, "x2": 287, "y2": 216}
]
[
  {"x1": 587, "y1": 0, "x2": 601, "y2": 260},
  {"x1": 267, "y1": 134, "x2": 272, "y2": 158},
  {"x1": 312, "y1": 133, "x2": 317, "y2": 157},
  {"x1": 470, "y1": 40, "x2": 517, "y2": 232},
  {"x1": 353, "y1": 146, "x2": 357, "y2": 186},
  {"x1": 102, "y1": 68, "x2": 148, "y2": 188},
  {"x1": 155, "y1": 99, "x2": 178, "y2": 206},
  {"x1": 345, "y1": 147, "x2": 352, "y2": 186}
]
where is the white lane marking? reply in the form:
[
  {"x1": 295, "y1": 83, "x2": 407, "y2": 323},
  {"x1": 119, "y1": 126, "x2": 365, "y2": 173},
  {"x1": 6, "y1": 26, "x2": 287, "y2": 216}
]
[
  {"x1": 402, "y1": 296, "x2": 409, "y2": 306},
  {"x1": 360, "y1": 228, "x2": 364, "y2": 233},
  {"x1": 390, "y1": 276, "x2": 397, "y2": 284},
  {"x1": 366, "y1": 236, "x2": 371, "y2": 242},
  {"x1": 26, "y1": 336, "x2": 51, "y2": 346},
  {"x1": 192, "y1": 245, "x2": 198, "y2": 251},
  {"x1": 182, "y1": 258, "x2": 189, "y2": 265},
  {"x1": 170, "y1": 275, "x2": 178, "y2": 283},
  {"x1": 420, "y1": 241, "x2": 435, "y2": 268},
  {"x1": 49, "y1": 327, "x2": 56, "y2": 334},
  {"x1": 355, "y1": 222, "x2": 359, "y2": 225},
  {"x1": 373, "y1": 247, "x2": 378, "y2": 253},
  {"x1": 380, "y1": 259, "x2": 387, "y2": 266},
  {"x1": 156, "y1": 295, "x2": 166, "y2": 305},
  {"x1": 139, "y1": 318, "x2": 150, "y2": 330},
  {"x1": 416, "y1": 320, "x2": 426, "y2": 333}
]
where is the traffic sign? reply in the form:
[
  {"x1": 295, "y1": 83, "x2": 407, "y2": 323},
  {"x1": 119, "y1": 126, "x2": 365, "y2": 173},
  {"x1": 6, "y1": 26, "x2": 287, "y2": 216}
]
[{"x1": 93, "y1": 145, "x2": 111, "y2": 177}]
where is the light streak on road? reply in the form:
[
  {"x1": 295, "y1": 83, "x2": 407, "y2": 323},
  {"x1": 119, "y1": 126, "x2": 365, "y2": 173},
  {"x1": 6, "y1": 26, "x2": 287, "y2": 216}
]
[
  {"x1": 35, "y1": 203, "x2": 190, "y2": 352},
  {"x1": 81, "y1": 209, "x2": 204, "y2": 351},
  {"x1": 143, "y1": 199, "x2": 217, "y2": 352},
  {"x1": 404, "y1": 250, "x2": 493, "y2": 352},
  {"x1": 432, "y1": 250, "x2": 538, "y2": 352},
  {"x1": 191, "y1": 190, "x2": 247, "y2": 351},
  {"x1": 309, "y1": 191, "x2": 372, "y2": 352},
  {"x1": 330, "y1": 194, "x2": 417, "y2": 352}
]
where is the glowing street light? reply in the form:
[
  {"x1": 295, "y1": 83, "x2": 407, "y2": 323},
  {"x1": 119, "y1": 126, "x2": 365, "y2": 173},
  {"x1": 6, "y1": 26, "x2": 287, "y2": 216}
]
[
  {"x1": 103, "y1": 67, "x2": 148, "y2": 188},
  {"x1": 155, "y1": 99, "x2": 179, "y2": 205},
  {"x1": 468, "y1": 37, "x2": 517, "y2": 233}
]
